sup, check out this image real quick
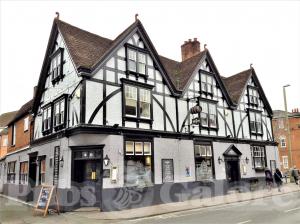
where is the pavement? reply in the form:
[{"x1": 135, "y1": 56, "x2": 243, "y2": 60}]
[{"x1": 0, "y1": 183, "x2": 300, "y2": 223}]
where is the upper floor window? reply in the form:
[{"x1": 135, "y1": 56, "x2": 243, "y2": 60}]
[
  {"x1": 248, "y1": 87, "x2": 259, "y2": 106},
  {"x1": 200, "y1": 73, "x2": 214, "y2": 95},
  {"x1": 249, "y1": 111, "x2": 262, "y2": 135},
  {"x1": 7, "y1": 161, "x2": 16, "y2": 183},
  {"x1": 42, "y1": 105, "x2": 52, "y2": 135},
  {"x1": 124, "y1": 85, "x2": 151, "y2": 120},
  {"x1": 127, "y1": 47, "x2": 147, "y2": 75},
  {"x1": 280, "y1": 136, "x2": 286, "y2": 148},
  {"x1": 54, "y1": 97, "x2": 66, "y2": 130},
  {"x1": 2, "y1": 137, "x2": 8, "y2": 147},
  {"x1": 24, "y1": 116, "x2": 29, "y2": 132},
  {"x1": 199, "y1": 101, "x2": 217, "y2": 129},
  {"x1": 250, "y1": 146, "x2": 266, "y2": 169},
  {"x1": 11, "y1": 124, "x2": 16, "y2": 146},
  {"x1": 49, "y1": 48, "x2": 64, "y2": 85}
]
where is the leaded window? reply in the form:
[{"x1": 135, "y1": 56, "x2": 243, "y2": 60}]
[
  {"x1": 54, "y1": 98, "x2": 65, "y2": 129},
  {"x1": 124, "y1": 140, "x2": 152, "y2": 187},
  {"x1": 49, "y1": 48, "x2": 64, "y2": 84},
  {"x1": 42, "y1": 105, "x2": 52, "y2": 134},
  {"x1": 19, "y1": 162, "x2": 28, "y2": 185},
  {"x1": 195, "y1": 144, "x2": 213, "y2": 180},
  {"x1": 251, "y1": 146, "x2": 266, "y2": 169},
  {"x1": 200, "y1": 73, "x2": 213, "y2": 95},
  {"x1": 248, "y1": 87, "x2": 259, "y2": 106}
]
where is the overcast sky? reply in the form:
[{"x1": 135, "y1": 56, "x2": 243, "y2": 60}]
[{"x1": 0, "y1": 0, "x2": 299, "y2": 114}]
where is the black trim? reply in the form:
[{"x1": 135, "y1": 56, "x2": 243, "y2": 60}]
[
  {"x1": 121, "y1": 78, "x2": 154, "y2": 89},
  {"x1": 88, "y1": 88, "x2": 122, "y2": 124},
  {"x1": 80, "y1": 79, "x2": 86, "y2": 124},
  {"x1": 53, "y1": 94, "x2": 68, "y2": 131}
]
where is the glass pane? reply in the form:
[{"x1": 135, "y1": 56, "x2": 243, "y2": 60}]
[
  {"x1": 206, "y1": 146, "x2": 212, "y2": 156},
  {"x1": 195, "y1": 145, "x2": 201, "y2": 156},
  {"x1": 201, "y1": 112, "x2": 208, "y2": 126},
  {"x1": 135, "y1": 142, "x2": 143, "y2": 155},
  {"x1": 144, "y1": 142, "x2": 151, "y2": 155},
  {"x1": 128, "y1": 49, "x2": 136, "y2": 61},
  {"x1": 138, "y1": 63, "x2": 146, "y2": 74},
  {"x1": 209, "y1": 114, "x2": 217, "y2": 128},
  {"x1": 138, "y1": 53, "x2": 146, "y2": 63},
  {"x1": 200, "y1": 145, "x2": 206, "y2": 156},
  {"x1": 128, "y1": 60, "x2": 136, "y2": 72},
  {"x1": 125, "y1": 86, "x2": 137, "y2": 117},
  {"x1": 126, "y1": 141, "x2": 134, "y2": 155}
]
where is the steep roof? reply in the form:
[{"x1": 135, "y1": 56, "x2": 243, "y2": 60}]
[
  {"x1": 160, "y1": 51, "x2": 206, "y2": 90},
  {"x1": 0, "y1": 111, "x2": 18, "y2": 128},
  {"x1": 7, "y1": 99, "x2": 33, "y2": 126},
  {"x1": 222, "y1": 69, "x2": 252, "y2": 104}
]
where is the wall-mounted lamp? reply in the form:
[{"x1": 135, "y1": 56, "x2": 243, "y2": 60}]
[
  {"x1": 113, "y1": 124, "x2": 119, "y2": 128},
  {"x1": 245, "y1": 157, "x2": 249, "y2": 164},
  {"x1": 218, "y1": 156, "x2": 224, "y2": 164},
  {"x1": 104, "y1": 154, "x2": 110, "y2": 166},
  {"x1": 60, "y1": 156, "x2": 64, "y2": 167}
]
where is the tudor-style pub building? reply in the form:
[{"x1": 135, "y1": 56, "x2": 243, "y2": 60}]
[{"x1": 2, "y1": 16, "x2": 278, "y2": 211}]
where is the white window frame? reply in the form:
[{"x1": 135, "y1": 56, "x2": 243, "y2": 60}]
[
  {"x1": 280, "y1": 136, "x2": 286, "y2": 148},
  {"x1": 24, "y1": 117, "x2": 29, "y2": 132},
  {"x1": 282, "y1": 156, "x2": 289, "y2": 169}
]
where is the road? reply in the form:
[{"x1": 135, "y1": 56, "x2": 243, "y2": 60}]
[{"x1": 0, "y1": 191, "x2": 300, "y2": 223}]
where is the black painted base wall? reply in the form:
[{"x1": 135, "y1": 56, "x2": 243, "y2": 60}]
[{"x1": 2, "y1": 177, "x2": 266, "y2": 212}]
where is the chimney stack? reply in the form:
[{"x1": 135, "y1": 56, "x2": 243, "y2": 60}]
[{"x1": 181, "y1": 38, "x2": 200, "y2": 61}]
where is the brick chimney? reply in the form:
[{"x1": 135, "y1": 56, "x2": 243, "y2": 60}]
[{"x1": 181, "y1": 38, "x2": 200, "y2": 61}]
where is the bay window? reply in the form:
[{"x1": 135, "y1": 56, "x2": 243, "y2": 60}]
[
  {"x1": 251, "y1": 146, "x2": 266, "y2": 169},
  {"x1": 199, "y1": 101, "x2": 217, "y2": 129},
  {"x1": 124, "y1": 84, "x2": 151, "y2": 120},
  {"x1": 124, "y1": 140, "x2": 153, "y2": 187},
  {"x1": 249, "y1": 111, "x2": 263, "y2": 135},
  {"x1": 195, "y1": 144, "x2": 213, "y2": 180}
]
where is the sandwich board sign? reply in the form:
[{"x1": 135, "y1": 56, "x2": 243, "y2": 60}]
[{"x1": 34, "y1": 185, "x2": 60, "y2": 217}]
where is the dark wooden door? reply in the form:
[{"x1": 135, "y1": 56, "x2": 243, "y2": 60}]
[{"x1": 225, "y1": 158, "x2": 241, "y2": 183}]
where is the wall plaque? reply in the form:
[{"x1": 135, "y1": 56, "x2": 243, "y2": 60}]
[{"x1": 162, "y1": 159, "x2": 174, "y2": 183}]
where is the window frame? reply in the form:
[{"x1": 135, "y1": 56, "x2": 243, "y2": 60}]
[
  {"x1": 247, "y1": 86, "x2": 259, "y2": 107},
  {"x1": 250, "y1": 145, "x2": 267, "y2": 170},
  {"x1": 280, "y1": 136, "x2": 286, "y2": 148},
  {"x1": 19, "y1": 161, "x2": 28, "y2": 185},
  {"x1": 7, "y1": 161, "x2": 16, "y2": 183},
  {"x1": 198, "y1": 100, "x2": 218, "y2": 130},
  {"x1": 282, "y1": 156, "x2": 289, "y2": 169},
  {"x1": 53, "y1": 95, "x2": 68, "y2": 131},
  {"x1": 24, "y1": 116, "x2": 29, "y2": 132},
  {"x1": 49, "y1": 47, "x2": 64, "y2": 85},
  {"x1": 122, "y1": 79, "x2": 154, "y2": 124},
  {"x1": 39, "y1": 157, "x2": 46, "y2": 185},
  {"x1": 124, "y1": 138, "x2": 154, "y2": 188},
  {"x1": 194, "y1": 142, "x2": 215, "y2": 181},
  {"x1": 248, "y1": 109, "x2": 263, "y2": 136},
  {"x1": 11, "y1": 123, "x2": 16, "y2": 146},
  {"x1": 125, "y1": 44, "x2": 149, "y2": 78},
  {"x1": 42, "y1": 103, "x2": 53, "y2": 135},
  {"x1": 199, "y1": 72, "x2": 214, "y2": 96}
]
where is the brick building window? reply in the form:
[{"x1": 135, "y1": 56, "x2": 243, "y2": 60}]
[
  {"x1": 11, "y1": 124, "x2": 16, "y2": 146},
  {"x1": 282, "y1": 156, "x2": 289, "y2": 169},
  {"x1": 280, "y1": 136, "x2": 286, "y2": 148},
  {"x1": 19, "y1": 162, "x2": 28, "y2": 185},
  {"x1": 7, "y1": 161, "x2": 16, "y2": 183},
  {"x1": 24, "y1": 117, "x2": 29, "y2": 132}
]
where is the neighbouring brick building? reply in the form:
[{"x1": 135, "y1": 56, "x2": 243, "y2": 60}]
[{"x1": 272, "y1": 109, "x2": 300, "y2": 171}]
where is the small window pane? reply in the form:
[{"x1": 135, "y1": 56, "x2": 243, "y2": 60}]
[
  {"x1": 135, "y1": 142, "x2": 143, "y2": 155},
  {"x1": 140, "y1": 89, "x2": 151, "y2": 119},
  {"x1": 144, "y1": 142, "x2": 151, "y2": 155},
  {"x1": 128, "y1": 50, "x2": 136, "y2": 61},
  {"x1": 201, "y1": 112, "x2": 208, "y2": 126},
  {"x1": 126, "y1": 141, "x2": 134, "y2": 155},
  {"x1": 206, "y1": 146, "x2": 212, "y2": 156},
  {"x1": 125, "y1": 86, "x2": 137, "y2": 117}
]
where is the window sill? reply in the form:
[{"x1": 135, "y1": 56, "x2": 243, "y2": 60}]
[
  {"x1": 250, "y1": 132, "x2": 263, "y2": 136},
  {"x1": 42, "y1": 129, "x2": 52, "y2": 136},
  {"x1": 123, "y1": 116, "x2": 153, "y2": 124},
  {"x1": 254, "y1": 167, "x2": 265, "y2": 172},
  {"x1": 200, "y1": 126, "x2": 219, "y2": 131},
  {"x1": 54, "y1": 123, "x2": 65, "y2": 131},
  {"x1": 51, "y1": 74, "x2": 65, "y2": 86}
]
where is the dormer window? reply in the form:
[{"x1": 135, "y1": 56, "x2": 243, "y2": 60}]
[
  {"x1": 53, "y1": 96, "x2": 67, "y2": 130},
  {"x1": 126, "y1": 45, "x2": 147, "y2": 76},
  {"x1": 42, "y1": 104, "x2": 52, "y2": 135},
  {"x1": 248, "y1": 86, "x2": 259, "y2": 106},
  {"x1": 49, "y1": 48, "x2": 64, "y2": 85}
]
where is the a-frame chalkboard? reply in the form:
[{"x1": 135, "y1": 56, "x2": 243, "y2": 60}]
[{"x1": 34, "y1": 185, "x2": 60, "y2": 217}]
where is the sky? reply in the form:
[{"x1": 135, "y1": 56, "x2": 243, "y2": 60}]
[{"x1": 0, "y1": 0, "x2": 299, "y2": 114}]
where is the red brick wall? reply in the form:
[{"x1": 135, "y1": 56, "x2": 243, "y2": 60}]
[{"x1": 7, "y1": 114, "x2": 32, "y2": 153}]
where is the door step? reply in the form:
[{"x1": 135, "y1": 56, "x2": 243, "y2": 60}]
[{"x1": 73, "y1": 207, "x2": 101, "y2": 212}]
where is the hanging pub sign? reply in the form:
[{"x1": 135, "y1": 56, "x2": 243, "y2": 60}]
[
  {"x1": 34, "y1": 185, "x2": 60, "y2": 217},
  {"x1": 190, "y1": 105, "x2": 202, "y2": 125}
]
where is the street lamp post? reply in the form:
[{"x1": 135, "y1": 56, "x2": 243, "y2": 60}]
[{"x1": 283, "y1": 84, "x2": 293, "y2": 169}]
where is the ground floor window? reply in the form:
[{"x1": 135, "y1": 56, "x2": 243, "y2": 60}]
[
  {"x1": 39, "y1": 157, "x2": 46, "y2": 184},
  {"x1": 7, "y1": 161, "x2": 16, "y2": 183},
  {"x1": 282, "y1": 156, "x2": 289, "y2": 169},
  {"x1": 19, "y1": 162, "x2": 28, "y2": 185},
  {"x1": 194, "y1": 144, "x2": 213, "y2": 180},
  {"x1": 124, "y1": 140, "x2": 152, "y2": 187},
  {"x1": 250, "y1": 146, "x2": 266, "y2": 169}
]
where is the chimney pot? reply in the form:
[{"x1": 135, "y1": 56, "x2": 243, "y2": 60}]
[{"x1": 181, "y1": 38, "x2": 200, "y2": 61}]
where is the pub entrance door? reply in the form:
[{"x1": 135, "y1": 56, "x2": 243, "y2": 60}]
[{"x1": 71, "y1": 145, "x2": 104, "y2": 208}]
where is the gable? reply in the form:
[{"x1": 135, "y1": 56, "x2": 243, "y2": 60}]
[{"x1": 223, "y1": 144, "x2": 242, "y2": 156}]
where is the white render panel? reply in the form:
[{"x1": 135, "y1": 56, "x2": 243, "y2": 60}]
[
  {"x1": 106, "y1": 91, "x2": 122, "y2": 126},
  {"x1": 165, "y1": 96, "x2": 176, "y2": 132},
  {"x1": 154, "y1": 138, "x2": 195, "y2": 184},
  {"x1": 152, "y1": 100, "x2": 164, "y2": 131},
  {"x1": 86, "y1": 81, "x2": 103, "y2": 125}
]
